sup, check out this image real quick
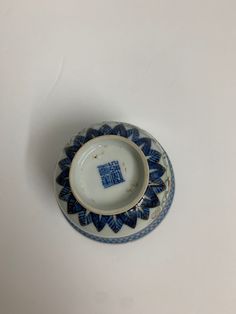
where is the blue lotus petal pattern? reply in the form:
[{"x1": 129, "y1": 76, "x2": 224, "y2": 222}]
[{"x1": 56, "y1": 123, "x2": 167, "y2": 233}]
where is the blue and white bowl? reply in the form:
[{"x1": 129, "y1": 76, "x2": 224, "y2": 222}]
[{"x1": 54, "y1": 121, "x2": 175, "y2": 243}]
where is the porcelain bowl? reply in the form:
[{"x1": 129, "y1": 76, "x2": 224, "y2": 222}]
[{"x1": 54, "y1": 121, "x2": 175, "y2": 243}]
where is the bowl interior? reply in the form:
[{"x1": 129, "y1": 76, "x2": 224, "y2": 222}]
[{"x1": 69, "y1": 135, "x2": 149, "y2": 215}]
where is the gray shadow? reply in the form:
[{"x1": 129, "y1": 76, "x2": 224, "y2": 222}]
[{"x1": 25, "y1": 99, "x2": 124, "y2": 202}]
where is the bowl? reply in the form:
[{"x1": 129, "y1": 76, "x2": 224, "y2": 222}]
[{"x1": 54, "y1": 121, "x2": 175, "y2": 243}]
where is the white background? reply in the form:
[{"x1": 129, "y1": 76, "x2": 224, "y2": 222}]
[{"x1": 0, "y1": 1, "x2": 235, "y2": 314}]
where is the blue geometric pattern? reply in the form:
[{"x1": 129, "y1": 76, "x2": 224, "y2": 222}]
[
  {"x1": 61, "y1": 158, "x2": 175, "y2": 244},
  {"x1": 97, "y1": 160, "x2": 125, "y2": 188},
  {"x1": 56, "y1": 123, "x2": 168, "y2": 235}
]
